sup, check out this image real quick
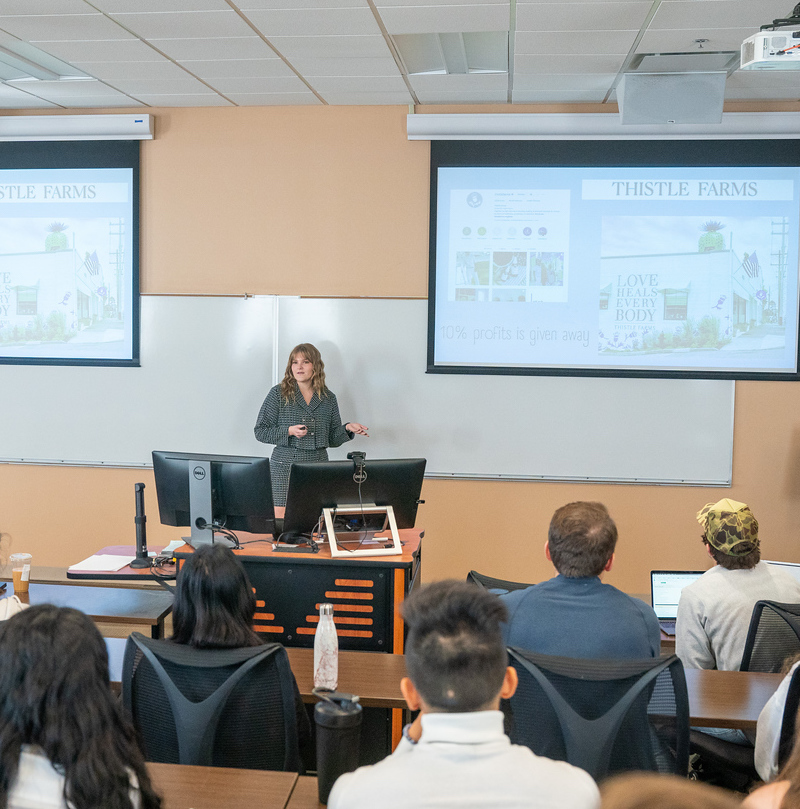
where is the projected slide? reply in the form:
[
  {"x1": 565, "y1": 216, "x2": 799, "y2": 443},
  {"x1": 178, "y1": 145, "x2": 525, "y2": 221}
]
[
  {"x1": 431, "y1": 163, "x2": 800, "y2": 378},
  {"x1": 0, "y1": 167, "x2": 135, "y2": 365}
]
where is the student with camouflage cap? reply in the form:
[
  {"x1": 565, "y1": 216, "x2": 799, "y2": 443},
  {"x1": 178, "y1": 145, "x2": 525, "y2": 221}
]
[{"x1": 676, "y1": 498, "x2": 800, "y2": 671}]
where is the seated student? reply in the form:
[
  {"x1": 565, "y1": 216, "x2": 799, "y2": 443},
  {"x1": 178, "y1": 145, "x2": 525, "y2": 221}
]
[
  {"x1": 744, "y1": 703, "x2": 800, "y2": 809},
  {"x1": 327, "y1": 579, "x2": 600, "y2": 809},
  {"x1": 169, "y1": 543, "x2": 310, "y2": 747},
  {"x1": 0, "y1": 604, "x2": 161, "y2": 809},
  {"x1": 676, "y1": 499, "x2": 800, "y2": 671},
  {"x1": 501, "y1": 501, "x2": 660, "y2": 658},
  {"x1": 755, "y1": 652, "x2": 800, "y2": 782}
]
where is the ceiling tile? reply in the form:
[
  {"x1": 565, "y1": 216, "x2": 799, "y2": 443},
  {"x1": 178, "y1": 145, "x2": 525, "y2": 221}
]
[
  {"x1": 414, "y1": 88, "x2": 508, "y2": 103},
  {"x1": 513, "y1": 72, "x2": 616, "y2": 90},
  {"x1": 34, "y1": 38, "x2": 164, "y2": 62},
  {"x1": 376, "y1": 0, "x2": 507, "y2": 6},
  {"x1": 289, "y1": 56, "x2": 401, "y2": 77},
  {"x1": 267, "y1": 35, "x2": 392, "y2": 59},
  {"x1": 0, "y1": 0, "x2": 93, "y2": 12},
  {"x1": 93, "y1": 0, "x2": 231, "y2": 11},
  {"x1": 517, "y1": 2, "x2": 650, "y2": 32},
  {"x1": 512, "y1": 87, "x2": 609, "y2": 101},
  {"x1": 109, "y1": 11, "x2": 255, "y2": 39},
  {"x1": 147, "y1": 37, "x2": 274, "y2": 61},
  {"x1": 108, "y1": 77, "x2": 215, "y2": 94},
  {"x1": 724, "y1": 86, "x2": 799, "y2": 101},
  {"x1": 46, "y1": 94, "x2": 146, "y2": 107},
  {"x1": 0, "y1": 84, "x2": 60, "y2": 106},
  {"x1": 317, "y1": 90, "x2": 414, "y2": 104},
  {"x1": 651, "y1": 0, "x2": 790, "y2": 30},
  {"x1": 380, "y1": 4, "x2": 509, "y2": 34},
  {"x1": 224, "y1": 91, "x2": 321, "y2": 105},
  {"x1": 205, "y1": 75, "x2": 310, "y2": 93},
  {"x1": 177, "y1": 58, "x2": 294, "y2": 79},
  {"x1": 515, "y1": 53, "x2": 626, "y2": 73},
  {"x1": 727, "y1": 69, "x2": 800, "y2": 89},
  {"x1": 515, "y1": 30, "x2": 637, "y2": 54},
  {"x1": 11, "y1": 79, "x2": 129, "y2": 99},
  {"x1": 242, "y1": 8, "x2": 381, "y2": 37},
  {"x1": 306, "y1": 75, "x2": 408, "y2": 92},
  {"x1": 409, "y1": 72, "x2": 508, "y2": 90},
  {"x1": 72, "y1": 60, "x2": 190, "y2": 82},
  {"x1": 0, "y1": 14, "x2": 134, "y2": 41},
  {"x1": 637, "y1": 27, "x2": 757, "y2": 53},
  {"x1": 132, "y1": 92, "x2": 232, "y2": 105},
  {"x1": 240, "y1": 0, "x2": 370, "y2": 8}
]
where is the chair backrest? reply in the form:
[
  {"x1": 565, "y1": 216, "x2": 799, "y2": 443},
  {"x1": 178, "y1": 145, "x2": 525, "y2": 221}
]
[
  {"x1": 466, "y1": 570, "x2": 535, "y2": 595},
  {"x1": 122, "y1": 633, "x2": 300, "y2": 771},
  {"x1": 778, "y1": 664, "x2": 800, "y2": 770},
  {"x1": 506, "y1": 648, "x2": 689, "y2": 781},
  {"x1": 740, "y1": 601, "x2": 800, "y2": 672}
]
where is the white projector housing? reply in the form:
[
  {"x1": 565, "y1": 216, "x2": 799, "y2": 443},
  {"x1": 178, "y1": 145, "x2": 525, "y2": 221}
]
[{"x1": 740, "y1": 28, "x2": 800, "y2": 69}]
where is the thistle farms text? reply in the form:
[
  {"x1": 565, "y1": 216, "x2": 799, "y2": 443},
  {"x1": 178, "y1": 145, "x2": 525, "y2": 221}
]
[
  {"x1": 0, "y1": 184, "x2": 97, "y2": 201},
  {"x1": 616, "y1": 273, "x2": 658, "y2": 322},
  {"x1": 610, "y1": 181, "x2": 756, "y2": 198}
]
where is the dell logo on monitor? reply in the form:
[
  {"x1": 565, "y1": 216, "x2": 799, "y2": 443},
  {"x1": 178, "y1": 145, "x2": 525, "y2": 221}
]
[{"x1": 192, "y1": 466, "x2": 206, "y2": 480}]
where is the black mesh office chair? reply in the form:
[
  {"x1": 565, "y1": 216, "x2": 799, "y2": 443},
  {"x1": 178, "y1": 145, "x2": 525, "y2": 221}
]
[
  {"x1": 740, "y1": 601, "x2": 800, "y2": 672},
  {"x1": 122, "y1": 633, "x2": 301, "y2": 771},
  {"x1": 506, "y1": 648, "x2": 689, "y2": 781},
  {"x1": 466, "y1": 570, "x2": 535, "y2": 595},
  {"x1": 688, "y1": 601, "x2": 800, "y2": 784}
]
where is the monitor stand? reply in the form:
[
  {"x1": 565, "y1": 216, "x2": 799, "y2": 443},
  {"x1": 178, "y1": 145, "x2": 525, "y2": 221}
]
[
  {"x1": 322, "y1": 504, "x2": 402, "y2": 557},
  {"x1": 186, "y1": 460, "x2": 215, "y2": 548}
]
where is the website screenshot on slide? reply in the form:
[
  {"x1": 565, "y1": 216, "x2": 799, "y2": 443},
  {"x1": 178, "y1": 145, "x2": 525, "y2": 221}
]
[{"x1": 432, "y1": 165, "x2": 800, "y2": 377}]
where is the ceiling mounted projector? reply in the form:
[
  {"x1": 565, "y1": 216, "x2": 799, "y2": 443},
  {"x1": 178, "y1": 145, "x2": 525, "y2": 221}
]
[{"x1": 741, "y1": 3, "x2": 800, "y2": 69}]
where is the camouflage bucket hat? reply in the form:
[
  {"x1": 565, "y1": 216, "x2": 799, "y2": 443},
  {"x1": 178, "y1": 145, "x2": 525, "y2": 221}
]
[{"x1": 696, "y1": 498, "x2": 759, "y2": 556}]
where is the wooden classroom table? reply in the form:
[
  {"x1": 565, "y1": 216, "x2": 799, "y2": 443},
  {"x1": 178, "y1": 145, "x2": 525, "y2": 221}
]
[
  {"x1": 286, "y1": 647, "x2": 406, "y2": 708},
  {"x1": 685, "y1": 668, "x2": 782, "y2": 731},
  {"x1": 102, "y1": 641, "x2": 779, "y2": 732},
  {"x1": 147, "y1": 762, "x2": 298, "y2": 809},
  {"x1": 286, "y1": 776, "x2": 322, "y2": 809},
  {"x1": 5, "y1": 581, "x2": 173, "y2": 639}
]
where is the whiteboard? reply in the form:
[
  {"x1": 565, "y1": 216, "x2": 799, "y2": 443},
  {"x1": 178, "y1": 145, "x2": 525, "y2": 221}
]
[
  {"x1": 277, "y1": 297, "x2": 734, "y2": 484},
  {"x1": 0, "y1": 295, "x2": 734, "y2": 483},
  {"x1": 0, "y1": 296, "x2": 276, "y2": 467}
]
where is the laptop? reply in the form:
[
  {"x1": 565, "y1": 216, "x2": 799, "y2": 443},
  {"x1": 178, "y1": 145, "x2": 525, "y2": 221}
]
[{"x1": 650, "y1": 570, "x2": 704, "y2": 636}]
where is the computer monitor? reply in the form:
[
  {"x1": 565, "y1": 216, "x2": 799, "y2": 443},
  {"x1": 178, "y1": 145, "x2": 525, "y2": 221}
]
[
  {"x1": 152, "y1": 450, "x2": 275, "y2": 547},
  {"x1": 282, "y1": 457, "x2": 426, "y2": 538}
]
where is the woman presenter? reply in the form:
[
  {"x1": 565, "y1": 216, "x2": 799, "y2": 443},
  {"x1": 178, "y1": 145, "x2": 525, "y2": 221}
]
[{"x1": 254, "y1": 343, "x2": 368, "y2": 507}]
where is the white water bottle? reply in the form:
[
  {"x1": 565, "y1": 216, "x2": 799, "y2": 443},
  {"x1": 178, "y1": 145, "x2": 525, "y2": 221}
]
[{"x1": 314, "y1": 603, "x2": 339, "y2": 690}]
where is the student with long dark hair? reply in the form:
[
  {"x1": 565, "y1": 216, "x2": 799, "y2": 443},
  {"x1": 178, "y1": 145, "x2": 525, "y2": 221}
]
[
  {"x1": 171, "y1": 541, "x2": 264, "y2": 649},
  {"x1": 0, "y1": 604, "x2": 161, "y2": 809},
  {"x1": 170, "y1": 543, "x2": 310, "y2": 746}
]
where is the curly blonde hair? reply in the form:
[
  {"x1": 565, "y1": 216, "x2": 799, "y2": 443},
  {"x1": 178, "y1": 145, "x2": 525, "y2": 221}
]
[{"x1": 280, "y1": 343, "x2": 328, "y2": 403}]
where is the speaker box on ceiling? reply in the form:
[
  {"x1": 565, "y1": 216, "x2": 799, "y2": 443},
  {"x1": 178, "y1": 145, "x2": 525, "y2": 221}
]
[{"x1": 617, "y1": 72, "x2": 727, "y2": 125}]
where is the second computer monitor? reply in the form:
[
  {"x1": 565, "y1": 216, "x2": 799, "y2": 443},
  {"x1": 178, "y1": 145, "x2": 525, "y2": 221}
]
[{"x1": 282, "y1": 457, "x2": 426, "y2": 537}]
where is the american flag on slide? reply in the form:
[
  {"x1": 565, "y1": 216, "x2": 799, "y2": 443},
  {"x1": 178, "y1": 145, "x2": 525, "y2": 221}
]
[
  {"x1": 742, "y1": 251, "x2": 760, "y2": 278},
  {"x1": 84, "y1": 250, "x2": 101, "y2": 276}
]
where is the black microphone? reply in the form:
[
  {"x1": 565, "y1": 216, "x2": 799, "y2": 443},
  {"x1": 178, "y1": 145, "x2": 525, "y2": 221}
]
[{"x1": 130, "y1": 482, "x2": 151, "y2": 569}]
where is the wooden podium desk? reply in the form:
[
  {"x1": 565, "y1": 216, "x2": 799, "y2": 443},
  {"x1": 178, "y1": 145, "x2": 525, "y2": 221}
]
[{"x1": 175, "y1": 529, "x2": 423, "y2": 655}]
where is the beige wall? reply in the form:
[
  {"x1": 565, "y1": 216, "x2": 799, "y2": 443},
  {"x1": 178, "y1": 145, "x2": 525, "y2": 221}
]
[{"x1": 1, "y1": 104, "x2": 799, "y2": 595}]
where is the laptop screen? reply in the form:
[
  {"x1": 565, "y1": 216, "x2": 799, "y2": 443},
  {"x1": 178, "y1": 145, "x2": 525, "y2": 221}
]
[{"x1": 650, "y1": 571, "x2": 704, "y2": 620}]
